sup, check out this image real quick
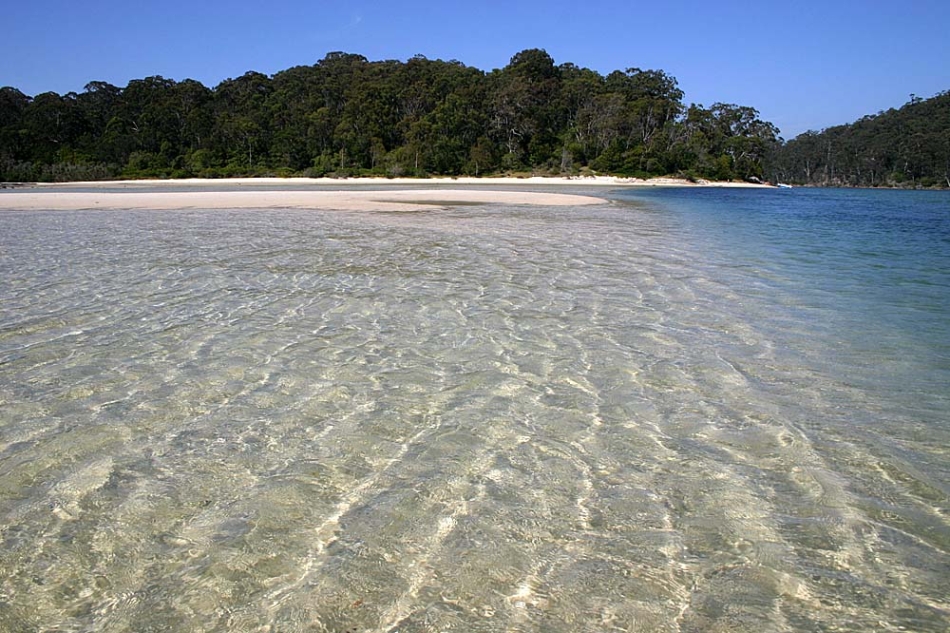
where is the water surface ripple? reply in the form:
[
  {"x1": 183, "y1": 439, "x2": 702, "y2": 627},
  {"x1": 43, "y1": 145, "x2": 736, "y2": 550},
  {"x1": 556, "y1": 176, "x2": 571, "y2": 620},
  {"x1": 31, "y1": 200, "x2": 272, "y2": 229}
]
[{"x1": 0, "y1": 191, "x2": 948, "y2": 632}]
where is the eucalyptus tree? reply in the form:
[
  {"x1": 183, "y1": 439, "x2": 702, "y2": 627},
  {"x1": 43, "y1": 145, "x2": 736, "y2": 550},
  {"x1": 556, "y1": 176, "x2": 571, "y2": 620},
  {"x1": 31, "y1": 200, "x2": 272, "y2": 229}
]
[
  {"x1": 0, "y1": 49, "x2": 794, "y2": 182},
  {"x1": 558, "y1": 63, "x2": 606, "y2": 165},
  {"x1": 770, "y1": 90, "x2": 948, "y2": 187},
  {"x1": 19, "y1": 91, "x2": 85, "y2": 165},
  {"x1": 212, "y1": 71, "x2": 273, "y2": 169},
  {"x1": 72, "y1": 81, "x2": 122, "y2": 163},
  {"x1": 489, "y1": 49, "x2": 563, "y2": 168},
  {"x1": 0, "y1": 87, "x2": 30, "y2": 162}
]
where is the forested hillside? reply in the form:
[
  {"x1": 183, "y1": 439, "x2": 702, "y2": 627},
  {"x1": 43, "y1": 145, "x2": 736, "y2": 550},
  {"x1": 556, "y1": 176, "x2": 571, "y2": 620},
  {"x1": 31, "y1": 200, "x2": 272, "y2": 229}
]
[
  {"x1": 0, "y1": 50, "x2": 780, "y2": 182},
  {"x1": 769, "y1": 91, "x2": 950, "y2": 188}
]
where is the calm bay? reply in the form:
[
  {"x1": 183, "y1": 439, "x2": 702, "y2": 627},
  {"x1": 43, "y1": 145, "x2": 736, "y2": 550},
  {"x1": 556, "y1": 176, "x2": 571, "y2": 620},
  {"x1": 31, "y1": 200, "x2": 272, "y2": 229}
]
[{"x1": 0, "y1": 185, "x2": 948, "y2": 632}]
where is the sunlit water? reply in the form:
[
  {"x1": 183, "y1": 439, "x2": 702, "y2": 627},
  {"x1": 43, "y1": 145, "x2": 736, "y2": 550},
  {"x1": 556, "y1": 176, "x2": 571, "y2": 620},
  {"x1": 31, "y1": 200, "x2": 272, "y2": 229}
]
[{"x1": 0, "y1": 186, "x2": 948, "y2": 632}]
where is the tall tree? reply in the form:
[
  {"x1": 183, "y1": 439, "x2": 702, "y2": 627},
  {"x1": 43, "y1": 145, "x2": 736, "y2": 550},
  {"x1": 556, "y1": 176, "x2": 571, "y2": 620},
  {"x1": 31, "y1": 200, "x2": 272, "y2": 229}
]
[
  {"x1": 770, "y1": 90, "x2": 949, "y2": 187},
  {"x1": 212, "y1": 71, "x2": 272, "y2": 169},
  {"x1": 1, "y1": 50, "x2": 790, "y2": 182},
  {"x1": 0, "y1": 87, "x2": 31, "y2": 161},
  {"x1": 489, "y1": 49, "x2": 563, "y2": 168}
]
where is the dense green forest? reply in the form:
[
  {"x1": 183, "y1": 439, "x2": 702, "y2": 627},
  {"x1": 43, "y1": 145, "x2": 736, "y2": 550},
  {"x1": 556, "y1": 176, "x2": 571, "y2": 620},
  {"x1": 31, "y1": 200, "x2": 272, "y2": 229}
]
[
  {"x1": 0, "y1": 50, "x2": 782, "y2": 183},
  {"x1": 769, "y1": 90, "x2": 950, "y2": 188}
]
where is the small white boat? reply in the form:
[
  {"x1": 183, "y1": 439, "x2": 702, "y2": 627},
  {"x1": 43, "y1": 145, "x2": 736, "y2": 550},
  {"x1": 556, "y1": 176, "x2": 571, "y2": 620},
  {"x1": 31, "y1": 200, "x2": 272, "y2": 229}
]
[{"x1": 777, "y1": 183, "x2": 793, "y2": 189}]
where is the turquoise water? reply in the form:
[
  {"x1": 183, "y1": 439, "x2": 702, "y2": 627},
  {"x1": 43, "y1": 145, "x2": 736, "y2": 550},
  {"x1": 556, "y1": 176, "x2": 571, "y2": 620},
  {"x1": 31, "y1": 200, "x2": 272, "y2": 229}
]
[
  {"x1": 617, "y1": 187, "x2": 950, "y2": 417},
  {"x1": 0, "y1": 186, "x2": 948, "y2": 632}
]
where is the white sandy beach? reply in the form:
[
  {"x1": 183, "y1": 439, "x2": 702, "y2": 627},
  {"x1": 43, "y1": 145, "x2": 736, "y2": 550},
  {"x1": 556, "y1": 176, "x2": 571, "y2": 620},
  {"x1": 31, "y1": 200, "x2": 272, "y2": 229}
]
[
  {"x1": 35, "y1": 174, "x2": 769, "y2": 188},
  {"x1": 201, "y1": 175, "x2": 760, "y2": 186},
  {"x1": 0, "y1": 176, "x2": 769, "y2": 212},
  {"x1": 0, "y1": 188, "x2": 605, "y2": 212}
]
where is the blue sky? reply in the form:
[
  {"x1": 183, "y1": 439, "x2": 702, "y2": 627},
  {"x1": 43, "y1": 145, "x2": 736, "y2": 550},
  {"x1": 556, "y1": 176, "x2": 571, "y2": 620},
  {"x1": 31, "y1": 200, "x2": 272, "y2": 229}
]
[{"x1": 2, "y1": 0, "x2": 947, "y2": 139}]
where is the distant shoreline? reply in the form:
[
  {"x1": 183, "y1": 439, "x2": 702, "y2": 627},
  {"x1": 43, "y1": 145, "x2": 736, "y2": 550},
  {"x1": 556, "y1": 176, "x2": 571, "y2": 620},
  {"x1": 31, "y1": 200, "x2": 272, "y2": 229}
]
[
  {"x1": 0, "y1": 176, "x2": 776, "y2": 212},
  {"x1": 22, "y1": 175, "x2": 773, "y2": 189}
]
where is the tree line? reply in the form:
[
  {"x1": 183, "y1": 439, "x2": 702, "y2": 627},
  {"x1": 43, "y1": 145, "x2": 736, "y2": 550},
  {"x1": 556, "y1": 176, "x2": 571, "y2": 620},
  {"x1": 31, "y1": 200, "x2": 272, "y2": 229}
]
[
  {"x1": 769, "y1": 90, "x2": 950, "y2": 188},
  {"x1": 0, "y1": 49, "x2": 782, "y2": 183}
]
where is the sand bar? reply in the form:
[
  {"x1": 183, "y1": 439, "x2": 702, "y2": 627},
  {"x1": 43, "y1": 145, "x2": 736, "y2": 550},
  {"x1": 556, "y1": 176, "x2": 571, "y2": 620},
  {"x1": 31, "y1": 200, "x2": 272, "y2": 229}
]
[
  {"x1": 0, "y1": 187, "x2": 606, "y2": 212},
  {"x1": 0, "y1": 175, "x2": 773, "y2": 211},
  {"x1": 29, "y1": 174, "x2": 770, "y2": 188}
]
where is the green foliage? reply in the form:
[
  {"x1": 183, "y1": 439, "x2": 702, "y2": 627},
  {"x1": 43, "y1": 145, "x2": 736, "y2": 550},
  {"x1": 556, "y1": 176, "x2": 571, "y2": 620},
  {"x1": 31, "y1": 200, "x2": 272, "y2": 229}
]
[
  {"x1": 770, "y1": 91, "x2": 950, "y2": 188},
  {"x1": 0, "y1": 50, "x2": 784, "y2": 183}
]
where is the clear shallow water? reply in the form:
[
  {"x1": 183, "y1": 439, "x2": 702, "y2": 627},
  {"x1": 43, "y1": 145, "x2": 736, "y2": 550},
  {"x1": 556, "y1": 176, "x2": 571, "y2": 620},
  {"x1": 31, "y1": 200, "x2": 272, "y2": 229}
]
[{"x1": 0, "y1": 187, "x2": 948, "y2": 632}]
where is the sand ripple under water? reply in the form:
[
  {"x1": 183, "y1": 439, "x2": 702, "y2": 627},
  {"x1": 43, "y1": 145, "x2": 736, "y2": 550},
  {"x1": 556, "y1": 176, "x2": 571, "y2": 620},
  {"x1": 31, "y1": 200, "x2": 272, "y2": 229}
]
[{"x1": 0, "y1": 197, "x2": 947, "y2": 632}]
